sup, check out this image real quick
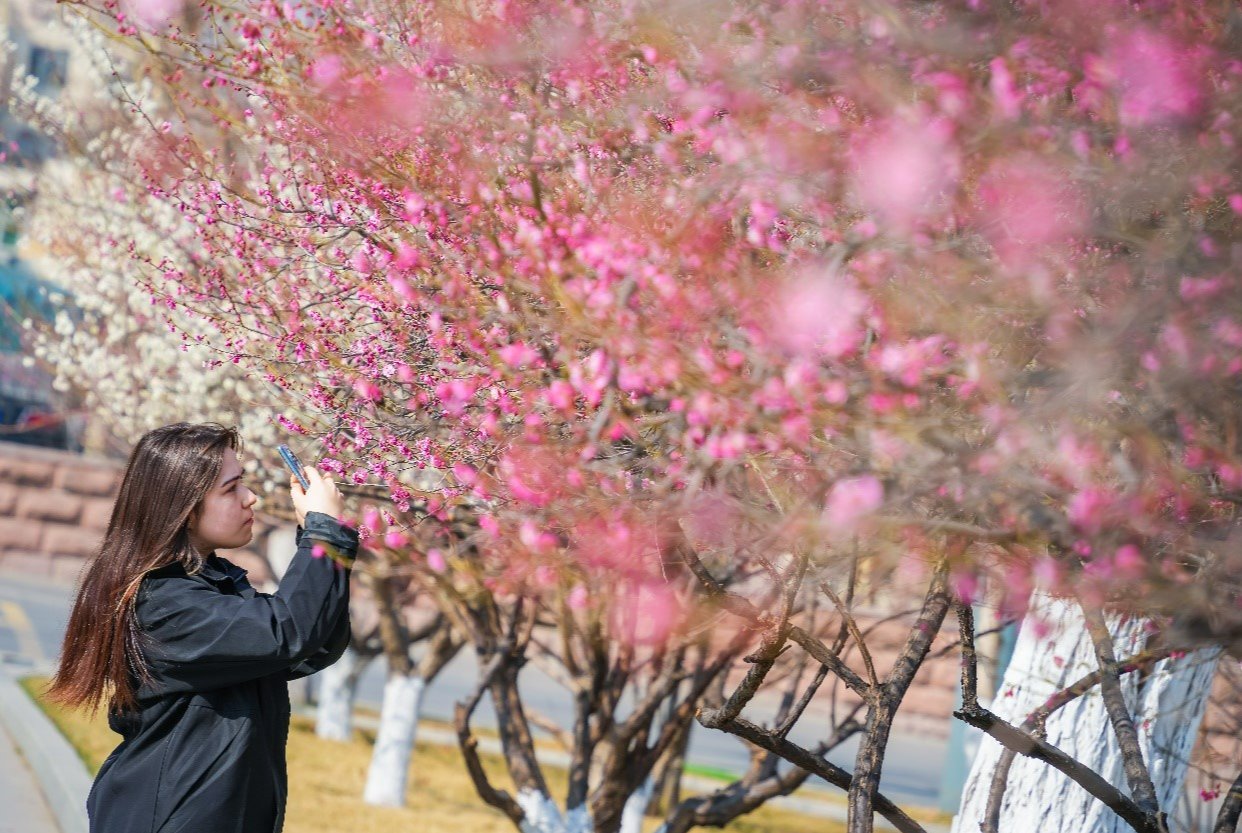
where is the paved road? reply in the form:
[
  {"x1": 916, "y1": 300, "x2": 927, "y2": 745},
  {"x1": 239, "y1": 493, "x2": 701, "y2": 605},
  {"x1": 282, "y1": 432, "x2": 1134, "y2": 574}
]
[
  {"x1": 348, "y1": 649, "x2": 949, "y2": 806},
  {"x1": 0, "y1": 569, "x2": 949, "y2": 809}
]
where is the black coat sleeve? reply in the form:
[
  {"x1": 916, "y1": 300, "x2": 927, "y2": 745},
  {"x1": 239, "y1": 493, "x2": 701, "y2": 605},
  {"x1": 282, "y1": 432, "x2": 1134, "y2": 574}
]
[
  {"x1": 283, "y1": 521, "x2": 352, "y2": 680},
  {"x1": 285, "y1": 518, "x2": 354, "y2": 681},
  {"x1": 283, "y1": 606, "x2": 350, "y2": 681},
  {"x1": 137, "y1": 512, "x2": 358, "y2": 694}
]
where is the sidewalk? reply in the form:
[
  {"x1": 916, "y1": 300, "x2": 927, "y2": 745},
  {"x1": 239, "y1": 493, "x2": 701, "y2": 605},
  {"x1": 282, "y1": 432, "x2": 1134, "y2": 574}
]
[
  {"x1": 0, "y1": 665, "x2": 90, "y2": 833},
  {"x1": 0, "y1": 713, "x2": 60, "y2": 833}
]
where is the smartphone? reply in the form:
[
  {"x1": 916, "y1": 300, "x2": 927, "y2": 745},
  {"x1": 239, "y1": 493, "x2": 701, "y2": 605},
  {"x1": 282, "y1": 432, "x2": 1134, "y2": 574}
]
[{"x1": 277, "y1": 444, "x2": 311, "y2": 490}]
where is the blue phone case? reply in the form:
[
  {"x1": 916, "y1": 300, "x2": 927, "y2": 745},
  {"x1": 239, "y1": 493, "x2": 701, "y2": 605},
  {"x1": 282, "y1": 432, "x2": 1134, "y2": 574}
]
[{"x1": 278, "y1": 444, "x2": 310, "y2": 489}]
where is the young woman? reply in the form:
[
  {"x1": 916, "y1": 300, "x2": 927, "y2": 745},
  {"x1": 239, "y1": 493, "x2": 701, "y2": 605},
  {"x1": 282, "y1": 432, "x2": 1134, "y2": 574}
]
[{"x1": 47, "y1": 422, "x2": 358, "y2": 833}]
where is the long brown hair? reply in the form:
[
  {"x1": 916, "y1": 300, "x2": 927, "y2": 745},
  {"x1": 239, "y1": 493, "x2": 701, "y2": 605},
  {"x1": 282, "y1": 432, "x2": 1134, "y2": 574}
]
[{"x1": 47, "y1": 422, "x2": 242, "y2": 714}]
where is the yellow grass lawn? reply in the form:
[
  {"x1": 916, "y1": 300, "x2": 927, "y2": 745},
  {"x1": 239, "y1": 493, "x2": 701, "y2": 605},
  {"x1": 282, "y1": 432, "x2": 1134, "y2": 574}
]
[{"x1": 20, "y1": 676, "x2": 847, "y2": 833}]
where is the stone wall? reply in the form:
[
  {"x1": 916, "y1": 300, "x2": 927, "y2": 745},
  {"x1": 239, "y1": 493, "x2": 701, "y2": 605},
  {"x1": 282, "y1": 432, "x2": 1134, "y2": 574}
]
[{"x1": 0, "y1": 440, "x2": 278, "y2": 587}]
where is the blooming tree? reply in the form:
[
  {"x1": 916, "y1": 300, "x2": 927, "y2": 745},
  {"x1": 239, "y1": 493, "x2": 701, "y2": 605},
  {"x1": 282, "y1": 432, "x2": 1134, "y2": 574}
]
[
  {"x1": 2, "y1": 15, "x2": 285, "y2": 467},
  {"x1": 34, "y1": 0, "x2": 1242, "y2": 831},
  {"x1": 2, "y1": 16, "x2": 467, "y2": 808}
]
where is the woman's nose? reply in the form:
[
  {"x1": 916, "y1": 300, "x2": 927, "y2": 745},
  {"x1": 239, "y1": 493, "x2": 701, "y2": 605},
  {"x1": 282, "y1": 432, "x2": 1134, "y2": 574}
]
[{"x1": 244, "y1": 489, "x2": 258, "y2": 508}]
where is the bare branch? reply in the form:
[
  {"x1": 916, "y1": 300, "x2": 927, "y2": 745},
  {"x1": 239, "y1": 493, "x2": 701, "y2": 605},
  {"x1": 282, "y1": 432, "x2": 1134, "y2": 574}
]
[
  {"x1": 848, "y1": 560, "x2": 950, "y2": 833},
  {"x1": 1214, "y1": 770, "x2": 1242, "y2": 833},
  {"x1": 675, "y1": 535, "x2": 874, "y2": 701},
  {"x1": 711, "y1": 714, "x2": 928, "y2": 833},
  {"x1": 453, "y1": 650, "x2": 524, "y2": 825},
  {"x1": 977, "y1": 645, "x2": 1180, "y2": 833},
  {"x1": 1082, "y1": 607, "x2": 1163, "y2": 819},
  {"x1": 954, "y1": 704, "x2": 1164, "y2": 833},
  {"x1": 822, "y1": 580, "x2": 879, "y2": 689}
]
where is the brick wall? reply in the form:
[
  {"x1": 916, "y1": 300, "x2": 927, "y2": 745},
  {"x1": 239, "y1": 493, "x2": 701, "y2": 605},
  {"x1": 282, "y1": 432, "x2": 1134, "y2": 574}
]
[{"x1": 0, "y1": 441, "x2": 278, "y2": 587}]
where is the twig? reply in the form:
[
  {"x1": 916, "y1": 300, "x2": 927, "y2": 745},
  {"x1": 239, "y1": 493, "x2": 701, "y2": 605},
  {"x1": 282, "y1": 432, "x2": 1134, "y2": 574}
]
[{"x1": 822, "y1": 581, "x2": 879, "y2": 689}]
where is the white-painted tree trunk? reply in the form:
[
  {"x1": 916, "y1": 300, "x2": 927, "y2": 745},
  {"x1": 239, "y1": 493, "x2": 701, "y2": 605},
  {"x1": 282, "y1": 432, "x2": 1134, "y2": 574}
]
[
  {"x1": 315, "y1": 646, "x2": 364, "y2": 741},
  {"x1": 363, "y1": 673, "x2": 426, "y2": 807},
  {"x1": 506, "y1": 785, "x2": 660, "y2": 833},
  {"x1": 953, "y1": 593, "x2": 1220, "y2": 833},
  {"x1": 516, "y1": 790, "x2": 592, "y2": 833},
  {"x1": 618, "y1": 778, "x2": 654, "y2": 833}
]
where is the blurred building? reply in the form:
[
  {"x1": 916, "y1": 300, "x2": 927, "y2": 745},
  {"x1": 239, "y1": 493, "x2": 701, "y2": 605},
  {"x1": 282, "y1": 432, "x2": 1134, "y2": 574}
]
[
  {"x1": 1, "y1": 0, "x2": 77, "y2": 191},
  {"x1": 0, "y1": 0, "x2": 83, "y2": 450}
]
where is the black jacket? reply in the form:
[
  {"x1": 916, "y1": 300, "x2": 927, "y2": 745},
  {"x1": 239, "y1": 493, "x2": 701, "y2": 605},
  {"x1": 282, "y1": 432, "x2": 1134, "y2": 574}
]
[{"x1": 86, "y1": 511, "x2": 358, "y2": 833}]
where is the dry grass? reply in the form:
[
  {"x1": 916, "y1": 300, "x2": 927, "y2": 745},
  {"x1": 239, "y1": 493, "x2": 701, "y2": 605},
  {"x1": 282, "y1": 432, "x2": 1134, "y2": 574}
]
[{"x1": 20, "y1": 676, "x2": 846, "y2": 833}]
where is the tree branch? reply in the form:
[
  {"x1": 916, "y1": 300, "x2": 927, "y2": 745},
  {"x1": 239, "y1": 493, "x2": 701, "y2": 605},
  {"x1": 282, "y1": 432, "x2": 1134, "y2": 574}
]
[
  {"x1": 1082, "y1": 607, "x2": 1163, "y2": 819},
  {"x1": 1214, "y1": 769, "x2": 1242, "y2": 833},
  {"x1": 954, "y1": 704, "x2": 1165, "y2": 833},
  {"x1": 676, "y1": 536, "x2": 873, "y2": 701},
  {"x1": 711, "y1": 714, "x2": 927, "y2": 833},
  {"x1": 454, "y1": 649, "x2": 524, "y2": 825}
]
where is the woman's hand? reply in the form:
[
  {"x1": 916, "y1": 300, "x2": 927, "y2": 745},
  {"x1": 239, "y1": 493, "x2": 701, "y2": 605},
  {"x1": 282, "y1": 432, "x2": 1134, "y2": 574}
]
[{"x1": 290, "y1": 466, "x2": 344, "y2": 527}]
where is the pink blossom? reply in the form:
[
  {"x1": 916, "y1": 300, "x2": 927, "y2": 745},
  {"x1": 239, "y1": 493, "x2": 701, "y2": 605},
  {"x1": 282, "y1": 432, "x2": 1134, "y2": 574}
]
[
  {"x1": 977, "y1": 157, "x2": 1084, "y2": 269},
  {"x1": 989, "y1": 58, "x2": 1023, "y2": 119},
  {"x1": 545, "y1": 380, "x2": 576, "y2": 412},
  {"x1": 394, "y1": 243, "x2": 422, "y2": 270},
  {"x1": 434, "y1": 379, "x2": 476, "y2": 415},
  {"x1": 1106, "y1": 30, "x2": 1204, "y2": 126},
  {"x1": 771, "y1": 272, "x2": 867, "y2": 360},
  {"x1": 1067, "y1": 488, "x2": 1112, "y2": 535},
  {"x1": 1179, "y1": 277, "x2": 1224, "y2": 302},
  {"x1": 1112, "y1": 545, "x2": 1146, "y2": 580},
  {"x1": 951, "y1": 570, "x2": 980, "y2": 603},
  {"x1": 452, "y1": 463, "x2": 478, "y2": 486},
  {"x1": 309, "y1": 54, "x2": 345, "y2": 88},
  {"x1": 122, "y1": 0, "x2": 182, "y2": 29},
  {"x1": 612, "y1": 582, "x2": 681, "y2": 646},
  {"x1": 519, "y1": 520, "x2": 557, "y2": 553},
  {"x1": 567, "y1": 584, "x2": 589, "y2": 611},
  {"x1": 823, "y1": 475, "x2": 884, "y2": 536},
  {"x1": 353, "y1": 379, "x2": 383, "y2": 403},
  {"x1": 499, "y1": 342, "x2": 538, "y2": 367},
  {"x1": 851, "y1": 116, "x2": 959, "y2": 230},
  {"x1": 387, "y1": 274, "x2": 416, "y2": 302},
  {"x1": 1217, "y1": 463, "x2": 1242, "y2": 490},
  {"x1": 426, "y1": 548, "x2": 447, "y2": 572}
]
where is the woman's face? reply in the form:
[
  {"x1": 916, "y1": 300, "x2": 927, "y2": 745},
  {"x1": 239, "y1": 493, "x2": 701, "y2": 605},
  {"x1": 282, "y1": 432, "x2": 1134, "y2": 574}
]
[{"x1": 188, "y1": 448, "x2": 258, "y2": 554}]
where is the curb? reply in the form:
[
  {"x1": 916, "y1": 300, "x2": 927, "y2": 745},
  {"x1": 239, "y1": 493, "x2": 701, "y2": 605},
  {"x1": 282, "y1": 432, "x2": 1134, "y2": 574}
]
[{"x1": 0, "y1": 664, "x2": 91, "y2": 833}]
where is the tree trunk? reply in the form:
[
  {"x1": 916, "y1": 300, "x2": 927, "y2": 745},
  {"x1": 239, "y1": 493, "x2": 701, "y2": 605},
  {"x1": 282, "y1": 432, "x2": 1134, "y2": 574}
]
[
  {"x1": 315, "y1": 646, "x2": 368, "y2": 741},
  {"x1": 619, "y1": 778, "x2": 654, "y2": 833},
  {"x1": 513, "y1": 792, "x2": 592, "y2": 833},
  {"x1": 953, "y1": 593, "x2": 1220, "y2": 833},
  {"x1": 646, "y1": 718, "x2": 691, "y2": 817},
  {"x1": 362, "y1": 672, "x2": 426, "y2": 807}
]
